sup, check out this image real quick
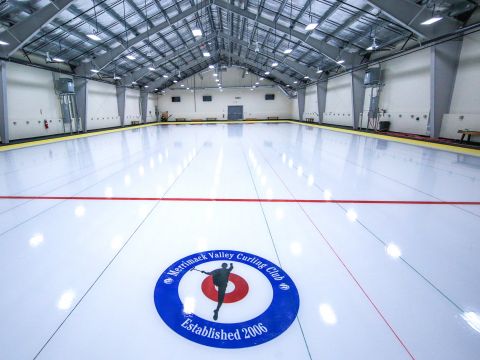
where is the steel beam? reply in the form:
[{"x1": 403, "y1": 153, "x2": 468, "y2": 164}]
[
  {"x1": 225, "y1": 52, "x2": 298, "y2": 86},
  {"x1": 0, "y1": 61, "x2": 8, "y2": 144},
  {"x1": 116, "y1": 85, "x2": 126, "y2": 127},
  {"x1": 351, "y1": 68, "x2": 366, "y2": 129},
  {"x1": 0, "y1": 0, "x2": 75, "y2": 57},
  {"x1": 366, "y1": 0, "x2": 458, "y2": 39},
  {"x1": 74, "y1": 77, "x2": 88, "y2": 133},
  {"x1": 217, "y1": 32, "x2": 319, "y2": 79},
  {"x1": 297, "y1": 88, "x2": 306, "y2": 121},
  {"x1": 212, "y1": 0, "x2": 360, "y2": 66},
  {"x1": 428, "y1": 38, "x2": 462, "y2": 138},
  {"x1": 317, "y1": 78, "x2": 327, "y2": 124},
  {"x1": 91, "y1": 0, "x2": 211, "y2": 71},
  {"x1": 146, "y1": 56, "x2": 215, "y2": 90},
  {"x1": 131, "y1": 35, "x2": 216, "y2": 83}
]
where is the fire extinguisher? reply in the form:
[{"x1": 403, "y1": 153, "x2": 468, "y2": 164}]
[{"x1": 44, "y1": 120, "x2": 49, "y2": 129}]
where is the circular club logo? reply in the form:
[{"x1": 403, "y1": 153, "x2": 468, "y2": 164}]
[{"x1": 154, "y1": 250, "x2": 299, "y2": 348}]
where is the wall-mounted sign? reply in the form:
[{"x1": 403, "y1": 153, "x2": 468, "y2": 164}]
[{"x1": 154, "y1": 250, "x2": 299, "y2": 348}]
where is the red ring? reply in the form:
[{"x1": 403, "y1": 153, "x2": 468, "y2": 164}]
[{"x1": 201, "y1": 273, "x2": 249, "y2": 303}]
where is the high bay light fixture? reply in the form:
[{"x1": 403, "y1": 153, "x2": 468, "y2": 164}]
[
  {"x1": 305, "y1": 1, "x2": 317, "y2": 32},
  {"x1": 87, "y1": 33, "x2": 101, "y2": 41},
  {"x1": 192, "y1": 28, "x2": 202, "y2": 37},
  {"x1": 421, "y1": 4, "x2": 443, "y2": 26},
  {"x1": 421, "y1": 16, "x2": 443, "y2": 25}
]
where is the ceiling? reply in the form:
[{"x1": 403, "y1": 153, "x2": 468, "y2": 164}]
[{"x1": 0, "y1": 0, "x2": 477, "y2": 92}]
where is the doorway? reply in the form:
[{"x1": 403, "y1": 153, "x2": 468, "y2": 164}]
[{"x1": 227, "y1": 105, "x2": 243, "y2": 120}]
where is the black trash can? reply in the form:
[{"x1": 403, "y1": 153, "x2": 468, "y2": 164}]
[{"x1": 378, "y1": 121, "x2": 390, "y2": 132}]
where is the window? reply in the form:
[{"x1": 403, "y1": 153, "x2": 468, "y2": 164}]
[
  {"x1": 265, "y1": 94, "x2": 275, "y2": 100},
  {"x1": 203, "y1": 95, "x2": 212, "y2": 102},
  {"x1": 172, "y1": 96, "x2": 181, "y2": 102}
]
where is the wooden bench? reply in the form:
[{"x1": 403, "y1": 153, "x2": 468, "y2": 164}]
[
  {"x1": 206, "y1": 117, "x2": 217, "y2": 121},
  {"x1": 175, "y1": 118, "x2": 186, "y2": 122},
  {"x1": 191, "y1": 119, "x2": 203, "y2": 122},
  {"x1": 458, "y1": 130, "x2": 480, "y2": 143},
  {"x1": 131, "y1": 120, "x2": 140, "y2": 125},
  {"x1": 267, "y1": 116, "x2": 279, "y2": 120}
]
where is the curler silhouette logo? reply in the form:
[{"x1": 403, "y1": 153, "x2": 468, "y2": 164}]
[{"x1": 154, "y1": 250, "x2": 299, "y2": 348}]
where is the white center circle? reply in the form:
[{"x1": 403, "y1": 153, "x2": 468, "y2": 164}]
[{"x1": 178, "y1": 261, "x2": 273, "y2": 324}]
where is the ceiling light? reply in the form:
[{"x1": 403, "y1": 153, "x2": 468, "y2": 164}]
[
  {"x1": 213, "y1": 73, "x2": 218, "y2": 77},
  {"x1": 173, "y1": 80, "x2": 178, "y2": 83},
  {"x1": 305, "y1": 23, "x2": 318, "y2": 31},
  {"x1": 203, "y1": 51, "x2": 211, "y2": 57},
  {"x1": 209, "y1": 65, "x2": 215, "y2": 69},
  {"x1": 336, "y1": 59, "x2": 345, "y2": 65},
  {"x1": 144, "y1": 85, "x2": 149, "y2": 88},
  {"x1": 126, "y1": 54, "x2": 136, "y2": 60},
  {"x1": 192, "y1": 28, "x2": 202, "y2": 37},
  {"x1": 186, "y1": 87, "x2": 190, "y2": 90},
  {"x1": 316, "y1": 69, "x2": 323, "y2": 74},
  {"x1": 0, "y1": 40, "x2": 9, "y2": 46},
  {"x1": 132, "y1": 81, "x2": 137, "y2": 84},
  {"x1": 180, "y1": 84, "x2": 185, "y2": 87},
  {"x1": 87, "y1": 33, "x2": 101, "y2": 41},
  {"x1": 246, "y1": 71, "x2": 249, "y2": 75},
  {"x1": 264, "y1": 71, "x2": 270, "y2": 75},
  {"x1": 255, "y1": 82, "x2": 259, "y2": 85},
  {"x1": 52, "y1": 57, "x2": 64, "y2": 62},
  {"x1": 154, "y1": 88, "x2": 158, "y2": 91},
  {"x1": 293, "y1": 81, "x2": 298, "y2": 84},
  {"x1": 148, "y1": 67, "x2": 156, "y2": 71},
  {"x1": 272, "y1": 62, "x2": 278, "y2": 67},
  {"x1": 304, "y1": 76, "x2": 309, "y2": 79},
  {"x1": 259, "y1": 77, "x2": 264, "y2": 81},
  {"x1": 215, "y1": 79, "x2": 219, "y2": 82},
  {"x1": 90, "y1": 69, "x2": 99, "y2": 73},
  {"x1": 163, "y1": 74, "x2": 168, "y2": 78},
  {"x1": 421, "y1": 16, "x2": 443, "y2": 25},
  {"x1": 283, "y1": 48, "x2": 292, "y2": 54},
  {"x1": 113, "y1": 75, "x2": 121, "y2": 80}
]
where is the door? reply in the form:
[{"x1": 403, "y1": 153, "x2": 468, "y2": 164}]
[{"x1": 228, "y1": 106, "x2": 243, "y2": 120}]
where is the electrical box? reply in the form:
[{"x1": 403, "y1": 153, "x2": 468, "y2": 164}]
[
  {"x1": 364, "y1": 68, "x2": 381, "y2": 86},
  {"x1": 55, "y1": 78, "x2": 75, "y2": 94}
]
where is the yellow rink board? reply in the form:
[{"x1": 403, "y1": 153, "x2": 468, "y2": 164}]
[{"x1": 1, "y1": 119, "x2": 479, "y2": 157}]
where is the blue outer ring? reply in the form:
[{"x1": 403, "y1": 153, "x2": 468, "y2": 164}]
[{"x1": 154, "y1": 250, "x2": 299, "y2": 348}]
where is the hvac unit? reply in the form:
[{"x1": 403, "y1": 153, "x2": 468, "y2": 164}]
[
  {"x1": 55, "y1": 78, "x2": 75, "y2": 94},
  {"x1": 364, "y1": 68, "x2": 381, "y2": 86}
]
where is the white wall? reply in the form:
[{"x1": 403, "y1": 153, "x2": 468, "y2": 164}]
[
  {"x1": 441, "y1": 31, "x2": 480, "y2": 140},
  {"x1": 158, "y1": 67, "x2": 293, "y2": 120},
  {"x1": 87, "y1": 81, "x2": 120, "y2": 130},
  {"x1": 324, "y1": 74, "x2": 352, "y2": 126},
  {"x1": 374, "y1": 48, "x2": 430, "y2": 135},
  {"x1": 6, "y1": 62, "x2": 65, "y2": 140},
  {"x1": 146, "y1": 93, "x2": 158, "y2": 122},
  {"x1": 125, "y1": 88, "x2": 141, "y2": 125},
  {"x1": 304, "y1": 84, "x2": 318, "y2": 121}
]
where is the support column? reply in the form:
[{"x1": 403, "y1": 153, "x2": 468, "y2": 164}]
[
  {"x1": 74, "y1": 77, "x2": 88, "y2": 133},
  {"x1": 428, "y1": 39, "x2": 462, "y2": 138},
  {"x1": 140, "y1": 89, "x2": 148, "y2": 123},
  {"x1": 116, "y1": 85, "x2": 126, "y2": 127},
  {"x1": 0, "y1": 61, "x2": 8, "y2": 144},
  {"x1": 316, "y1": 79, "x2": 327, "y2": 124},
  {"x1": 351, "y1": 68, "x2": 366, "y2": 129},
  {"x1": 297, "y1": 87, "x2": 306, "y2": 122}
]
